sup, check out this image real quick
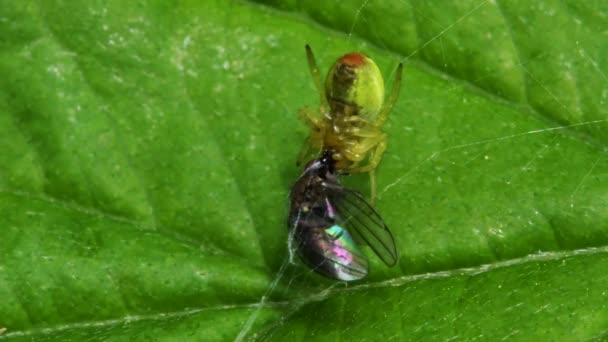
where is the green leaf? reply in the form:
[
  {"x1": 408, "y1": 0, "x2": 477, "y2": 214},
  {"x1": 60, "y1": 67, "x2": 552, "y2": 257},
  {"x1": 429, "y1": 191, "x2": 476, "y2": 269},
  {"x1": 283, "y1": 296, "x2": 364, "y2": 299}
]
[{"x1": 0, "y1": 0, "x2": 607, "y2": 340}]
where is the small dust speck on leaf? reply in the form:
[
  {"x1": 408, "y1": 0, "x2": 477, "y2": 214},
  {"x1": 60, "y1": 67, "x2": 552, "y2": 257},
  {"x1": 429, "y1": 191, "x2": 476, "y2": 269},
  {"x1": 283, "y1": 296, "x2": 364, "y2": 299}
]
[{"x1": 213, "y1": 84, "x2": 224, "y2": 93}]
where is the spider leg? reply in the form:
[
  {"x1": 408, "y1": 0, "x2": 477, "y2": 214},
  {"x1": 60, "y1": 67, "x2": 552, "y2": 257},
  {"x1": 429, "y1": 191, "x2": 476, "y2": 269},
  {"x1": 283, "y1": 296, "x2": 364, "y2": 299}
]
[
  {"x1": 376, "y1": 63, "x2": 403, "y2": 126},
  {"x1": 346, "y1": 125, "x2": 382, "y2": 138},
  {"x1": 298, "y1": 106, "x2": 323, "y2": 128},
  {"x1": 305, "y1": 45, "x2": 329, "y2": 114},
  {"x1": 369, "y1": 169, "x2": 377, "y2": 206},
  {"x1": 346, "y1": 134, "x2": 387, "y2": 205},
  {"x1": 297, "y1": 106, "x2": 325, "y2": 166},
  {"x1": 348, "y1": 134, "x2": 387, "y2": 173}
]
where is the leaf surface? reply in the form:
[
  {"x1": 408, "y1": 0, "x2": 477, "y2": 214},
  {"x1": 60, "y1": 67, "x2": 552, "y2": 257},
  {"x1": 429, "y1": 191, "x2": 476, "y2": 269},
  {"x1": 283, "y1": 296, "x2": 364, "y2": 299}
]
[{"x1": 0, "y1": 0, "x2": 607, "y2": 340}]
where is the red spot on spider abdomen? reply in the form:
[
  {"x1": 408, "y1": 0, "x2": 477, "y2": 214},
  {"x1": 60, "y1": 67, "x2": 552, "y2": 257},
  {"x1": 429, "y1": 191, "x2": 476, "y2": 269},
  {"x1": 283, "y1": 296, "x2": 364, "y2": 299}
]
[{"x1": 338, "y1": 52, "x2": 366, "y2": 66}]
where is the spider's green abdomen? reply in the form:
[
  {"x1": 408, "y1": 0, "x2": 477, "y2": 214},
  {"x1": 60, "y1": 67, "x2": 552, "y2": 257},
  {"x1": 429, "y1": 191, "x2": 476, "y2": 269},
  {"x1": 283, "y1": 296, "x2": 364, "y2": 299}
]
[{"x1": 325, "y1": 52, "x2": 385, "y2": 120}]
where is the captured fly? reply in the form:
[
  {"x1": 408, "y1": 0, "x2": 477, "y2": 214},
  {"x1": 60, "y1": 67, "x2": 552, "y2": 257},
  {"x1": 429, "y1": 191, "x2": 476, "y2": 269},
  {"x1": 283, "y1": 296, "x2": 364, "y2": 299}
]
[{"x1": 288, "y1": 150, "x2": 398, "y2": 281}]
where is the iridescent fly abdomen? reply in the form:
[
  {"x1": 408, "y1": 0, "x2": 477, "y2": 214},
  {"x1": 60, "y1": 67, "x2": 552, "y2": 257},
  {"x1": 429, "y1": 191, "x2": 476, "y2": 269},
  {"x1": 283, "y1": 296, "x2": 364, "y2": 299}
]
[{"x1": 288, "y1": 152, "x2": 398, "y2": 281}]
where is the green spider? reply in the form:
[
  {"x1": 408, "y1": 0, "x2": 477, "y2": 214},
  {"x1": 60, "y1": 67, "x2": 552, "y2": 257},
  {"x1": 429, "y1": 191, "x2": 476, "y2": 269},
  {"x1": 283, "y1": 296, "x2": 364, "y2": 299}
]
[{"x1": 297, "y1": 45, "x2": 403, "y2": 205}]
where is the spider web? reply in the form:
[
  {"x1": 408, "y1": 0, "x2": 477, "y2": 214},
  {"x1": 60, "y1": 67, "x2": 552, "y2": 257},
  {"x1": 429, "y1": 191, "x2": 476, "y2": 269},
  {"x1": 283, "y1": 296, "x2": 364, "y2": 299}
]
[{"x1": 234, "y1": 0, "x2": 608, "y2": 340}]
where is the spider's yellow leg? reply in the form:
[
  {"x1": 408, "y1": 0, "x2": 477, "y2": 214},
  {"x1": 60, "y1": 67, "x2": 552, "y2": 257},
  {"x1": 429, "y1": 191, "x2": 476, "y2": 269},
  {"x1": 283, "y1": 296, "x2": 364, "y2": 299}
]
[
  {"x1": 369, "y1": 136, "x2": 387, "y2": 205},
  {"x1": 346, "y1": 133, "x2": 387, "y2": 172},
  {"x1": 369, "y1": 169, "x2": 377, "y2": 206},
  {"x1": 297, "y1": 106, "x2": 324, "y2": 166},
  {"x1": 299, "y1": 106, "x2": 323, "y2": 128},
  {"x1": 344, "y1": 116, "x2": 371, "y2": 123},
  {"x1": 347, "y1": 135, "x2": 387, "y2": 205},
  {"x1": 346, "y1": 125, "x2": 382, "y2": 138},
  {"x1": 305, "y1": 45, "x2": 329, "y2": 113},
  {"x1": 376, "y1": 63, "x2": 403, "y2": 126}
]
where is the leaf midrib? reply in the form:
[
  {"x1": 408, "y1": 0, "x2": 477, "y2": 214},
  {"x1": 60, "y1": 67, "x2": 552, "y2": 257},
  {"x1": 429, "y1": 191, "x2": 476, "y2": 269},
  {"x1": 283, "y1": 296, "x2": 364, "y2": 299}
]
[{"x1": 3, "y1": 244, "x2": 608, "y2": 339}]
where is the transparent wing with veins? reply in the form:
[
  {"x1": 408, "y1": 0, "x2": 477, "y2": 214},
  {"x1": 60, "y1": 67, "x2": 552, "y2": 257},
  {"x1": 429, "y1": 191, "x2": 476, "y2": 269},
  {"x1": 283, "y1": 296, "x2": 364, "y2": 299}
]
[{"x1": 328, "y1": 185, "x2": 398, "y2": 266}]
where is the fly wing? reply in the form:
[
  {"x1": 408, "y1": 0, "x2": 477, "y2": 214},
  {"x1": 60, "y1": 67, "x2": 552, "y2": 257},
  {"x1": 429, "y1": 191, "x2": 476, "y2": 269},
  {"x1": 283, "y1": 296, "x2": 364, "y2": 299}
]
[
  {"x1": 329, "y1": 187, "x2": 398, "y2": 266},
  {"x1": 295, "y1": 224, "x2": 368, "y2": 281}
]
